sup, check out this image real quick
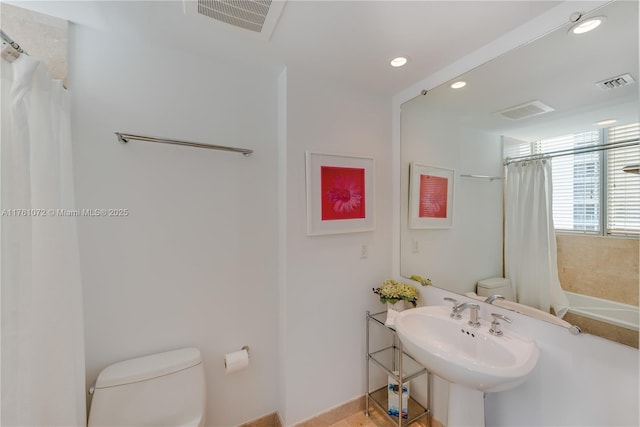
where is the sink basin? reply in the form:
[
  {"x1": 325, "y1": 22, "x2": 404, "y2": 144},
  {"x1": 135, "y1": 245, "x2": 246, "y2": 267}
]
[{"x1": 395, "y1": 305, "x2": 539, "y2": 392}]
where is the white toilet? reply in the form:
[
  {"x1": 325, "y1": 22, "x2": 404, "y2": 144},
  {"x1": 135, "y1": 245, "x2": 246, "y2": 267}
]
[
  {"x1": 476, "y1": 277, "x2": 515, "y2": 302},
  {"x1": 88, "y1": 347, "x2": 206, "y2": 427}
]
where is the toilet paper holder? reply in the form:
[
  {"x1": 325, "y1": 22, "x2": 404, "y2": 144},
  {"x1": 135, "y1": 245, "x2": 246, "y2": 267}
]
[
  {"x1": 224, "y1": 346, "x2": 251, "y2": 374},
  {"x1": 241, "y1": 345, "x2": 250, "y2": 357}
]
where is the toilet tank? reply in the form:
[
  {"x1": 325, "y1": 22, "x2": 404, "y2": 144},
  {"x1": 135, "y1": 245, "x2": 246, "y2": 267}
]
[
  {"x1": 476, "y1": 277, "x2": 515, "y2": 301},
  {"x1": 88, "y1": 347, "x2": 206, "y2": 427}
]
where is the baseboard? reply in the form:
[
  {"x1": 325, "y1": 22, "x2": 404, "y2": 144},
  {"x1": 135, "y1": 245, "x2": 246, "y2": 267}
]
[
  {"x1": 239, "y1": 412, "x2": 282, "y2": 427},
  {"x1": 292, "y1": 396, "x2": 365, "y2": 427}
]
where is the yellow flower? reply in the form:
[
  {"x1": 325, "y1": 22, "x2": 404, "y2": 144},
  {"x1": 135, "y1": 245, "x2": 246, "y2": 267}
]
[
  {"x1": 410, "y1": 274, "x2": 432, "y2": 286},
  {"x1": 372, "y1": 279, "x2": 418, "y2": 306}
]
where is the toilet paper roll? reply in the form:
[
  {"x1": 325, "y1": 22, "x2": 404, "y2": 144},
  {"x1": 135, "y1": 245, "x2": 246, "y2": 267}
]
[{"x1": 224, "y1": 349, "x2": 249, "y2": 374}]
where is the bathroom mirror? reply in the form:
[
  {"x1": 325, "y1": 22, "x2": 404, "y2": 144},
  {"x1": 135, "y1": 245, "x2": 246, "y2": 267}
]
[{"x1": 400, "y1": 0, "x2": 639, "y2": 346}]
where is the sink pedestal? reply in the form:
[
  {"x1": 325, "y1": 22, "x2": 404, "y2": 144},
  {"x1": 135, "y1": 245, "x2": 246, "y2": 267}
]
[{"x1": 448, "y1": 383, "x2": 485, "y2": 427}]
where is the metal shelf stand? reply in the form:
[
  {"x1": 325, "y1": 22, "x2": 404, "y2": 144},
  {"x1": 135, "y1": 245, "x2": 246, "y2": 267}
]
[{"x1": 366, "y1": 310, "x2": 431, "y2": 427}]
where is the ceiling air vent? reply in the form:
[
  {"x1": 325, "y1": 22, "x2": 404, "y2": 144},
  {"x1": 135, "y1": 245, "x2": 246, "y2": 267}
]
[
  {"x1": 186, "y1": 0, "x2": 287, "y2": 39},
  {"x1": 596, "y1": 73, "x2": 635, "y2": 90},
  {"x1": 497, "y1": 100, "x2": 555, "y2": 120}
]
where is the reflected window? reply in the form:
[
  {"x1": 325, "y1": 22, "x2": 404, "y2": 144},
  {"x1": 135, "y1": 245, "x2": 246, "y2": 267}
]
[{"x1": 504, "y1": 123, "x2": 639, "y2": 236}]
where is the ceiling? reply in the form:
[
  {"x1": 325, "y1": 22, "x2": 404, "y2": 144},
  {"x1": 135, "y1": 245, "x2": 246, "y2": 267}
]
[
  {"x1": 4, "y1": 0, "x2": 563, "y2": 95},
  {"x1": 407, "y1": 0, "x2": 639, "y2": 141}
]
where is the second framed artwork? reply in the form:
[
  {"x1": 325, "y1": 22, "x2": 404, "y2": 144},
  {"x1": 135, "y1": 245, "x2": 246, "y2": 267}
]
[
  {"x1": 305, "y1": 151, "x2": 375, "y2": 235},
  {"x1": 409, "y1": 163, "x2": 454, "y2": 229}
]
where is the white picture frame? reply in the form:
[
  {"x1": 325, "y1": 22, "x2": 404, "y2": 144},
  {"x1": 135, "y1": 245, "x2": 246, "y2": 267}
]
[
  {"x1": 409, "y1": 162, "x2": 454, "y2": 229},
  {"x1": 305, "y1": 151, "x2": 375, "y2": 235}
]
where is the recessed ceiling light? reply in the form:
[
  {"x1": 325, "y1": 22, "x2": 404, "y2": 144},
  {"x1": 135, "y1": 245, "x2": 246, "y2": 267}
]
[
  {"x1": 569, "y1": 16, "x2": 606, "y2": 35},
  {"x1": 450, "y1": 81, "x2": 466, "y2": 89},
  {"x1": 594, "y1": 119, "x2": 617, "y2": 126},
  {"x1": 390, "y1": 57, "x2": 408, "y2": 67}
]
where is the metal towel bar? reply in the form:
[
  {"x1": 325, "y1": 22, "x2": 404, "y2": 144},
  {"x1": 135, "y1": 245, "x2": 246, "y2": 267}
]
[
  {"x1": 115, "y1": 132, "x2": 253, "y2": 156},
  {"x1": 460, "y1": 174, "x2": 502, "y2": 181}
]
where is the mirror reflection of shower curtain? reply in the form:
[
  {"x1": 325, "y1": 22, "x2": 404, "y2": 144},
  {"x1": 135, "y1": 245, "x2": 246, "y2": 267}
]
[
  {"x1": 1, "y1": 54, "x2": 86, "y2": 426},
  {"x1": 505, "y1": 159, "x2": 569, "y2": 318}
]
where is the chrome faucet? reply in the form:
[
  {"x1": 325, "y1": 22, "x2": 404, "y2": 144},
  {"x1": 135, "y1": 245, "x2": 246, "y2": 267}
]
[
  {"x1": 489, "y1": 313, "x2": 512, "y2": 336},
  {"x1": 484, "y1": 294, "x2": 505, "y2": 304},
  {"x1": 444, "y1": 297, "x2": 461, "y2": 319},
  {"x1": 453, "y1": 302, "x2": 480, "y2": 328}
]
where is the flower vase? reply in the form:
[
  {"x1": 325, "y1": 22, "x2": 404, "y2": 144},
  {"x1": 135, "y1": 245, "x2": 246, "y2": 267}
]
[{"x1": 387, "y1": 300, "x2": 408, "y2": 312}]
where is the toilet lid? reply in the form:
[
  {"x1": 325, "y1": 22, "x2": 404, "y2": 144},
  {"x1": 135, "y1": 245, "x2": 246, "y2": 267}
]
[{"x1": 95, "y1": 347, "x2": 201, "y2": 389}]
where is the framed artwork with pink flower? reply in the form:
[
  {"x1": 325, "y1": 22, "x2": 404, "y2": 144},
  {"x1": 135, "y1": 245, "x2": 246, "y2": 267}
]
[
  {"x1": 409, "y1": 163, "x2": 454, "y2": 229},
  {"x1": 305, "y1": 151, "x2": 375, "y2": 235}
]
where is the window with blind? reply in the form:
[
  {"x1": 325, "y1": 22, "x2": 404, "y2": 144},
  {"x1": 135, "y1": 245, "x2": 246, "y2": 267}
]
[
  {"x1": 607, "y1": 123, "x2": 640, "y2": 234},
  {"x1": 503, "y1": 122, "x2": 640, "y2": 236}
]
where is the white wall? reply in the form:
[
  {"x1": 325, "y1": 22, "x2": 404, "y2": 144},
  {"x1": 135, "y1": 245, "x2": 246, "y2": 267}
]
[
  {"x1": 280, "y1": 65, "x2": 393, "y2": 425},
  {"x1": 399, "y1": 98, "x2": 504, "y2": 295},
  {"x1": 69, "y1": 22, "x2": 395, "y2": 426},
  {"x1": 421, "y1": 286, "x2": 639, "y2": 427},
  {"x1": 70, "y1": 25, "x2": 280, "y2": 426}
]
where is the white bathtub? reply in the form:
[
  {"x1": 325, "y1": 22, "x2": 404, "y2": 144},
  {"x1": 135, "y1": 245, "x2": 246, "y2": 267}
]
[{"x1": 565, "y1": 291, "x2": 639, "y2": 331}]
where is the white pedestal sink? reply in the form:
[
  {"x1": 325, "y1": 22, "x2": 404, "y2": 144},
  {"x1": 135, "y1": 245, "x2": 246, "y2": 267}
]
[{"x1": 395, "y1": 305, "x2": 539, "y2": 427}]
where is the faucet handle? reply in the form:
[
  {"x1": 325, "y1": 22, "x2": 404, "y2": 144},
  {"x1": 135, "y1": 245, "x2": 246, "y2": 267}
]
[
  {"x1": 444, "y1": 297, "x2": 461, "y2": 319},
  {"x1": 485, "y1": 294, "x2": 506, "y2": 304},
  {"x1": 490, "y1": 313, "x2": 512, "y2": 336},
  {"x1": 491, "y1": 313, "x2": 512, "y2": 323},
  {"x1": 444, "y1": 297, "x2": 458, "y2": 306}
]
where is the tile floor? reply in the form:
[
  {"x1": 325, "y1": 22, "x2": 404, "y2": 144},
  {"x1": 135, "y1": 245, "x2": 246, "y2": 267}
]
[{"x1": 327, "y1": 405, "x2": 431, "y2": 427}]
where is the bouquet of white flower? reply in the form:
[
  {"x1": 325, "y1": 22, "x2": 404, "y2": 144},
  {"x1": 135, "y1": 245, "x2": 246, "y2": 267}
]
[
  {"x1": 372, "y1": 279, "x2": 419, "y2": 307},
  {"x1": 409, "y1": 274, "x2": 432, "y2": 287}
]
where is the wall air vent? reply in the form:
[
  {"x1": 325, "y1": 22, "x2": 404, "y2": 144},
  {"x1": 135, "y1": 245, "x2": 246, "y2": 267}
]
[
  {"x1": 496, "y1": 100, "x2": 555, "y2": 120},
  {"x1": 185, "y1": 0, "x2": 287, "y2": 39},
  {"x1": 596, "y1": 73, "x2": 635, "y2": 90}
]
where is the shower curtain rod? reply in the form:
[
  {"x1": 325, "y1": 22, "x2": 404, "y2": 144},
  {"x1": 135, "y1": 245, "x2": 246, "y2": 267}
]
[
  {"x1": 1, "y1": 29, "x2": 26, "y2": 63},
  {"x1": 115, "y1": 132, "x2": 253, "y2": 156},
  {"x1": 1, "y1": 29, "x2": 26, "y2": 54},
  {"x1": 503, "y1": 137, "x2": 639, "y2": 166}
]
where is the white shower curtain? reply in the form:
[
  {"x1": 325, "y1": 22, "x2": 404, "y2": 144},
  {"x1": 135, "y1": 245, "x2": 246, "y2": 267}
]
[
  {"x1": 505, "y1": 159, "x2": 569, "y2": 318},
  {"x1": 1, "y1": 55, "x2": 86, "y2": 426}
]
